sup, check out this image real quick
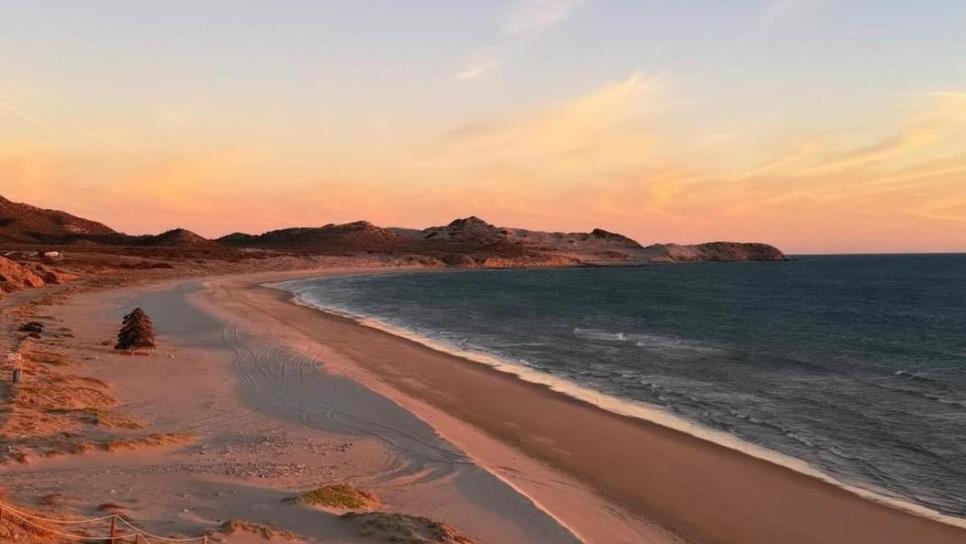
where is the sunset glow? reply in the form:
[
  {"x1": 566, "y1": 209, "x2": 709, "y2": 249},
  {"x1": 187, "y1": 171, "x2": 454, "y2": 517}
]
[{"x1": 2, "y1": 1, "x2": 964, "y2": 253}]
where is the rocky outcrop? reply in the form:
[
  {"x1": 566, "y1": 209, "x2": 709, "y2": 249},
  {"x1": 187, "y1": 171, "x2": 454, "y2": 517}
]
[
  {"x1": 25, "y1": 262, "x2": 74, "y2": 284},
  {"x1": 638, "y1": 242, "x2": 786, "y2": 262},
  {"x1": 0, "y1": 256, "x2": 46, "y2": 293},
  {"x1": 693, "y1": 242, "x2": 787, "y2": 261},
  {"x1": 423, "y1": 217, "x2": 508, "y2": 245},
  {"x1": 589, "y1": 228, "x2": 642, "y2": 248}
]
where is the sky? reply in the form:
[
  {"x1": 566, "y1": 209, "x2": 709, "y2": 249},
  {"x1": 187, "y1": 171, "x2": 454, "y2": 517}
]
[{"x1": 1, "y1": 1, "x2": 965, "y2": 253}]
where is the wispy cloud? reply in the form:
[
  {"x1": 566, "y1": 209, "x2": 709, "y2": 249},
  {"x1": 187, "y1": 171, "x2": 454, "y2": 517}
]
[
  {"x1": 440, "y1": 73, "x2": 658, "y2": 167},
  {"x1": 0, "y1": 99, "x2": 53, "y2": 132},
  {"x1": 454, "y1": 57, "x2": 506, "y2": 81},
  {"x1": 454, "y1": 0, "x2": 585, "y2": 81},
  {"x1": 501, "y1": 0, "x2": 584, "y2": 37}
]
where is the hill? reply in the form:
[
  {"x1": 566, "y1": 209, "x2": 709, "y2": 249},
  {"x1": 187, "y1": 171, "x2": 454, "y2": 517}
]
[
  {"x1": 638, "y1": 242, "x2": 788, "y2": 262},
  {"x1": 0, "y1": 195, "x2": 116, "y2": 243},
  {"x1": 218, "y1": 221, "x2": 409, "y2": 253},
  {"x1": 120, "y1": 228, "x2": 215, "y2": 247},
  {"x1": 223, "y1": 216, "x2": 785, "y2": 265},
  {"x1": 0, "y1": 195, "x2": 786, "y2": 265}
]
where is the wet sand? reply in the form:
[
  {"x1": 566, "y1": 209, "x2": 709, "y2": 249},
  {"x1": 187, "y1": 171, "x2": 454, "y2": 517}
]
[{"x1": 207, "y1": 270, "x2": 966, "y2": 544}]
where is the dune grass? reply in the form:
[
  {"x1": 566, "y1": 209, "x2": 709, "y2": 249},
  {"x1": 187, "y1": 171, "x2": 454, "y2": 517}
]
[{"x1": 286, "y1": 484, "x2": 377, "y2": 510}]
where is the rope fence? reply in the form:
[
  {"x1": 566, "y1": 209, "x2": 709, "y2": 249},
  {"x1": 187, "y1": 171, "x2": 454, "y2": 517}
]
[{"x1": 0, "y1": 500, "x2": 209, "y2": 543}]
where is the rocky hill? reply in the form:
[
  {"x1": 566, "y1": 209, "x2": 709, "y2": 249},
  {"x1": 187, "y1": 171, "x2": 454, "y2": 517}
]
[
  {"x1": 218, "y1": 221, "x2": 410, "y2": 253},
  {"x1": 105, "y1": 228, "x2": 216, "y2": 247},
  {"x1": 0, "y1": 256, "x2": 75, "y2": 298},
  {"x1": 415, "y1": 217, "x2": 642, "y2": 253},
  {"x1": 0, "y1": 195, "x2": 116, "y2": 243},
  {"x1": 421, "y1": 216, "x2": 508, "y2": 244},
  {"x1": 0, "y1": 195, "x2": 786, "y2": 266},
  {"x1": 637, "y1": 242, "x2": 787, "y2": 262},
  {"x1": 223, "y1": 216, "x2": 785, "y2": 265}
]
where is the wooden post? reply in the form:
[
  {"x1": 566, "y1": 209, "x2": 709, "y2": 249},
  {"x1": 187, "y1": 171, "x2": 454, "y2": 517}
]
[
  {"x1": 110, "y1": 514, "x2": 117, "y2": 544},
  {"x1": 7, "y1": 353, "x2": 22, "y2": 384},
  {"x1": 202, "y1": 536, "x2": 208, "y2": 544}
]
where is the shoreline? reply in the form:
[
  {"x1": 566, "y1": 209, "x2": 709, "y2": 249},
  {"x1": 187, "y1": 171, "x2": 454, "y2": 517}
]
[
  {"x1": 220, "y1": 268, "x2": 966, "y2": 544},
  {"x1": 3, "y1": 266, "x2": 601, "y2": 544},
  {"x1": 197, "y1": 267, "x2": 679, "y2": 543},
  {"x1": 274, "y1": 275, "x2": 966, "y2": 532},
  {"x1": 6, "y1": 264, "x2": 964, "y2": 543}
]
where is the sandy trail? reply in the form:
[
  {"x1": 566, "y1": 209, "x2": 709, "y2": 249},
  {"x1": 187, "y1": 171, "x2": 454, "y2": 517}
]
[{"x1": 2, "y1": 278, "x2": 583, "y2": 543}]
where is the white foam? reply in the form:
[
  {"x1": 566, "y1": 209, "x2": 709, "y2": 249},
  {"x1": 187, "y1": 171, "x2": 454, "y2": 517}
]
[{"x1": 268, "y1": 279, "x2": 966, "y2": 531}]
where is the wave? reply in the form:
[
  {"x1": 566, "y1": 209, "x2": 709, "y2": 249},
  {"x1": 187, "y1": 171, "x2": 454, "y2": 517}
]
[
  {"x1": 573, "y1": 328, "x2": 628, "y2": 342},
  {"x1": 268, "y1": 278, "x2": 966, "y2": 531},
  {"x1": 572, "y1": 327, "x2": 724, "y2": 357},
  {"x1": 870, "y1": 371, "x2": 966, "y2": 407}
]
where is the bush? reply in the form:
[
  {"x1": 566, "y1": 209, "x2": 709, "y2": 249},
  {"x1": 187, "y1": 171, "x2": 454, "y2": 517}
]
[
  {"x1": 286, "y1": 484, "x2": 377, "y2": 510},
  {"x1": 114, "y1": 308, "x2": 156, "y2": 350}
]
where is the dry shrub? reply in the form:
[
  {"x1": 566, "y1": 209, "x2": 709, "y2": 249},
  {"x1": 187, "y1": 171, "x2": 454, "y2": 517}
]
[{"x1": 285, "y1": 484, "x2": 377, "y2": 510}]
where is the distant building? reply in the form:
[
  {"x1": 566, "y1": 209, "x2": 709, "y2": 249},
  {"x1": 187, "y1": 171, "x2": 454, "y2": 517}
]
[{"x1": 42, "y1": 251, "x2": 63, "y2": 259}]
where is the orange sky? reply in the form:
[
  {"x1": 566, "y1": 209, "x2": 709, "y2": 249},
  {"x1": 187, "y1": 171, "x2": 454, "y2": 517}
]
[
  {"x1": 2, "y1": 2, "x2": 965, "y2": 254},
  {"x1": 3, "y1": 80, "x2": 964, "y2": 254}
]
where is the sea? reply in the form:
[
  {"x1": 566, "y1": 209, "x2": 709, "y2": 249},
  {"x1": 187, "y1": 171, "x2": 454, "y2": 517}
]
[{"x1": 274, "y1": 254, "x2": 966, "y2": 519}]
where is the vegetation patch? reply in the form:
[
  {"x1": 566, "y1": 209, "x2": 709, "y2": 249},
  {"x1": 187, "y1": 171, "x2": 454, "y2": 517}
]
[
  {"x1": 102, "y1": 432, "x2": 194, "y2": 452},
  {"x1": 211, "y1": 519, "x2": 300, "y2": 541},
  {"x1": 25, "y1": 349, "x2": 69, "y2": 367},
  {"x1": 39, "y1": 493, "x2": 64, "y2": 506},
  {"x1": 45, "y1": 407, "x2": 142, "y2": 429},
  {"x1": 342, "y1": 512, "x2": 476, "y2": 544},
  {"x1": 285, "y1": 484, "x2": 378, "y2": 511}
]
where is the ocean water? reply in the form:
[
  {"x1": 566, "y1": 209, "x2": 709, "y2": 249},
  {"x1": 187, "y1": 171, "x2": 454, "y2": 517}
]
[{"x1": 276, "y1": 255, "x2": 966, "y2": 517}]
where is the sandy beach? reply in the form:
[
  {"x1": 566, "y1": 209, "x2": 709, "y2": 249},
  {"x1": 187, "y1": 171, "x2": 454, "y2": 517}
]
[
  {"x1": 3, "y1": 268, "x2": 966, "y2": 544},
  {"x1": 0, "y1": 269, "x2": 670, "y2": 544},
  {"x1": 213, "y1": 270, "x2": 966, "y2": 544}
]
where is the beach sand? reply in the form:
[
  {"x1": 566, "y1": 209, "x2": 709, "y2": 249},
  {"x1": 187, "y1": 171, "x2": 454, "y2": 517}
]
[
  {"x1": 207, "y1": 270, "x2": 966, "y2": 544},
  {"x1": 3, "y1": 268, "x2": 965, "y2": 544},
  {"x1": 1, "y1": 271, "x2": 665, "y2": 543}
]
